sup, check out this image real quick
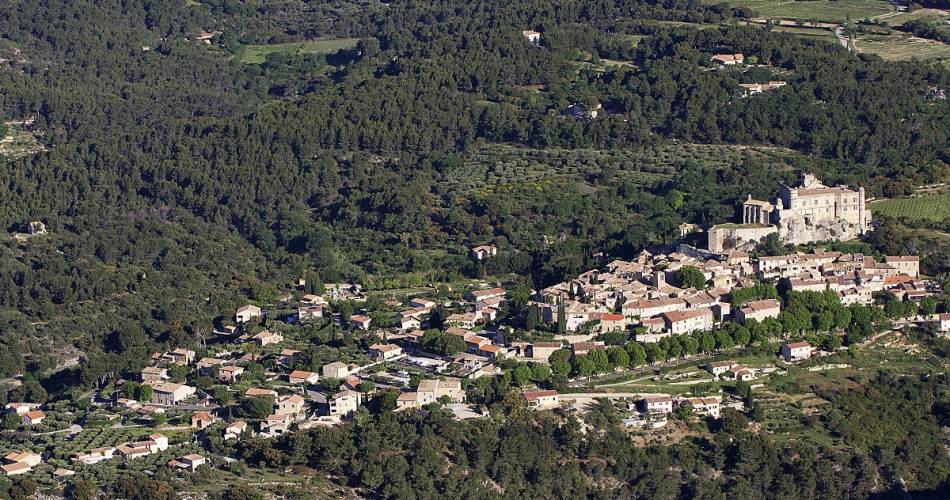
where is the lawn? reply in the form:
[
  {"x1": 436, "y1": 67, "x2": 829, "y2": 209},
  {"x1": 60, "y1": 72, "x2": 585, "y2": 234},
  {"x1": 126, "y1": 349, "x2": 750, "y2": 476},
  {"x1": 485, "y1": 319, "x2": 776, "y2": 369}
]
[
  {"x1": 870, "y1": 192, "x2": 950, "y2": 221},
  {"x1": 709, "y1": 0, "x2": 893, "y2": 22},
  {"x1": 234, "y1": 38, "x2": 361, "y2": 64}
]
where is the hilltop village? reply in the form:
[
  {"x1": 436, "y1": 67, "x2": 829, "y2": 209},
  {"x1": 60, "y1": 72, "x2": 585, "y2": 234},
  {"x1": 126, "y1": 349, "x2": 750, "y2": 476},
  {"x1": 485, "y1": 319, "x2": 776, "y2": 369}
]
[{"x1": 2, "y1": 218, "x2": 945, "y2": 483}]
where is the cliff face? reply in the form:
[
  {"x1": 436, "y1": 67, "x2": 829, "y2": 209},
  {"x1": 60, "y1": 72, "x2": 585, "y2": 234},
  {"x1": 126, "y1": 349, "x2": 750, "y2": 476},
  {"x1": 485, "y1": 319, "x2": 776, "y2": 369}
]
[{"x1": 778, "y1": 217, "x2": 863, "y2": 245}]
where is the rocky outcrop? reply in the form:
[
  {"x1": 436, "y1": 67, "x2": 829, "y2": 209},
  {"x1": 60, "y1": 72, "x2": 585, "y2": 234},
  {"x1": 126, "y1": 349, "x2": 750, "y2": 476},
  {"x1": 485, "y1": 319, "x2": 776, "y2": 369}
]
[{"x1": 778, "y1": 217, "x2": 863, "y2": 245}]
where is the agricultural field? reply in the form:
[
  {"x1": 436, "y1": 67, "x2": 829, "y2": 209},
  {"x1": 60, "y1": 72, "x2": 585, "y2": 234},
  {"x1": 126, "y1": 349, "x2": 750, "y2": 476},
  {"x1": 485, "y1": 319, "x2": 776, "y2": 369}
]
[
  {"x1": 869, "y1": 191, "x2": 950, "y2": 221},
  {"x1": 451, "y1": 143, "x2": 805, "y2": 196},
  {"x1": 880, "y1": 8, "x2": 950, "y2": 27},
  {"x1": 769, "y1": 25, "x2": 837, "y2": 41},
  {"x1": 234, "y1": 38, "x2": 361, "y2": 64},
  {"x1": 853, "y1": 32, "x2": 950, "y2": 66},
  {"x1": 708, "y1": 0, "x2": 893, "y2": 22}
]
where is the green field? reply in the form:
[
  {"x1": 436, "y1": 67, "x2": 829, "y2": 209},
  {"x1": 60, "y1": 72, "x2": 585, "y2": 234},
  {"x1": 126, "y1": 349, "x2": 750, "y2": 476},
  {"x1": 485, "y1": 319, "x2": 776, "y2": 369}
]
[
  {"x1": 709, "y1": 0, "x2": 893, "y2": 22},
  {"x1": 870, "y1": 192, "x2": 950, "y2": 221},
  {"x1": 234, "y1": 38, "x2": 361, "y2": 64}
]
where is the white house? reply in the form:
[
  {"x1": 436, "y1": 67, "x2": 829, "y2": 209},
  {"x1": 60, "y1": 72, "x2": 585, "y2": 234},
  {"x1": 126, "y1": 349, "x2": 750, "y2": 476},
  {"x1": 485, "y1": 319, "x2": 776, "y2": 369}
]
[
  {"x1": 523, "y1": 390, "x2": 560, "y2": 410},
  {"x1": 781, "y1": 341, "x2": 812, "y2": 363},
  {"x1": 235, "y1": 304, "x2": 262, "y2": 323}
]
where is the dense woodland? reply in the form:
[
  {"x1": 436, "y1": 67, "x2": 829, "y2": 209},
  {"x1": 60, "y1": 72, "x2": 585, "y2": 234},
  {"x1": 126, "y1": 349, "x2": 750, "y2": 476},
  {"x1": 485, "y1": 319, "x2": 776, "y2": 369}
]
[{"x1": 0, "y1": 0, "x2": 947, "y2": 497}]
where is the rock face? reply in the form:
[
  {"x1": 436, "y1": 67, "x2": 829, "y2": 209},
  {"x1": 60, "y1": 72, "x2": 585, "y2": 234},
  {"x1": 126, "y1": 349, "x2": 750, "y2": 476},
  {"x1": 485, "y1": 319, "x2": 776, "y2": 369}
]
[{"x1": 778, "y1": 217, "x2": 863, "y2": 245}]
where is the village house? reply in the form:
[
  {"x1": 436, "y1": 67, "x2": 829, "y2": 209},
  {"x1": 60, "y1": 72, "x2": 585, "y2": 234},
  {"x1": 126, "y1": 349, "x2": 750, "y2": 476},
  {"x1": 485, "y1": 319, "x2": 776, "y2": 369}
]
[
  {"x1": 168, "y1": 454, "x2": 206, "y2": 473},
  {"x1": 523, "y1": 390, "x2": 560, "y2": 410},
  {"x1": 639, "y1": 395, "x2": 674, "y2": 414},
  {"x1": 21, "y1": 411, "x2": 45, "y2": 426},
  {"x1": 939, "y1": 313, "x2": 950, "y2": 335},
  {"x1": 781, "y1": 341, "x2": 812, "y2": 363},
  {"x1": 681, "y1": 397, "x2": 721, "y2": 418},
  {"x1": 739, "y1": 81, "x2": 786, "y2": 96},
  {"x1": 662, "y1": 308, "x2": 714, "y2": 335},
  {"x1": 297, "y1": 305, "x2": 324, "y2": 321},
  {"x1": 191, "y1": 411, "x2": 216, "y2": 430},
  {"x1": 259, "y1": 413, "x2": 291, "y2": 437},
  {"x1": 623, "y1": 297, "x2": 687, "y2": 319},
  {"x1": 196, "y1": 357, "x2": 225, "y2": 374},
  {"x1": 369, "y1": 343, "x2": 403, "y2": 362},
  {"x1": 328, "y1": 390, "x2": 361, "y2": 417},
  {"x1": 470, "y1": 244, "x2": 498, "y2": 260},
  {"x1": 322, "y1": 361, "x2": 359, "y2": 379},
  {"x1": 146, "y1": 382, "x2": 197, "y2": 405},
  {"x1": 235, "y1": 304, "x2": 262, "y2": 323},
  {"x1": 163, "y1": 348, "x2": 196, "y2": 366},
  {"x1": 446, "y1": 312, "x2": 477, "y2": 329},
  {"x1": 2, "y1": 451, "x2": 42, "y2": 475},
  {"x1": 116, "y1": 434, "x2": 168, "y2": 460},
  {"x1": 466, "y1": 287, "x2": 506, "y2": 303},
  {"x1": 706, "y1": 360, "x2": 739, "y2": 377},
  {"x1": 275, "y1": 394, "x2": 306, "y2": 417},
  {"x1": 885, "y1": 255, "x2": 919, "y2": 278},
  {"x1": 417, "y1": 379, "x2": 465, "y2": 405},
  {"x1": 289, "y1": 370, "x2": 319, "y2": 385},
  {"x1": 410, "y1": 297, "x2": 436, "y2": 309},
  {"x1": 278, "y1": 349, "x2": 301, "y2": 366},
  {"x1": 349, "y1": 315, "x2": 372, "y2": 330},
  {"x1": 735, "y1": 299, "x2": 781, "y2": 324},
  {"x1": 73, "y1": 447, "x2": 116, "y2": 465},
  {"x1": 571, "y1": 342, "x2": 606, "y2": 356},
  {"x1": 218, "y1": 365, "x2": 244, "y2": 382},
  {"x1": 141, "y1": 366, "x2": 169, "y2": 383},
  {"x1": 526, "y1": 342, "x2": 562, "y2": 362},
  {"x1": 400, "y1": 314, "x2": 423, "y2": 331},
  {"x1": 5, "y1": 403, "x2": 35, "y2": 415},
  {"x1": 251, "y1": 329, "x2": 283, "y2": 347},
  {"x1": 224, "y1": 420, "x2": 247, "y2": 440},
  {"x1": 521, "y1": 30, "x2": 541, "y2": 46},
  {"x1": 599, "y1": 313, "x2": 627, "y2": 332},
  {"x1": 711, "y1": 53, "x2": 744, "y2": 65}
]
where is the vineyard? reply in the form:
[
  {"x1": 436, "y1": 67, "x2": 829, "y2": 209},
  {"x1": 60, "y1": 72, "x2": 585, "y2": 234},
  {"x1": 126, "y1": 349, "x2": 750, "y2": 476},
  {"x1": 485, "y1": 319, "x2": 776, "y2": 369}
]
[{"x1": 870, "y1": 192, "x2": 950, "y2": 221}]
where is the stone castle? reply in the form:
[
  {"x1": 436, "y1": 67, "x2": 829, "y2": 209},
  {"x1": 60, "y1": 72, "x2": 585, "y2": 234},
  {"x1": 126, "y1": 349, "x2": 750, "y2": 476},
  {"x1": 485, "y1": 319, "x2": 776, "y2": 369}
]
[{"x1": 709, "y1": 173, "x2": 871, "y2": 253}]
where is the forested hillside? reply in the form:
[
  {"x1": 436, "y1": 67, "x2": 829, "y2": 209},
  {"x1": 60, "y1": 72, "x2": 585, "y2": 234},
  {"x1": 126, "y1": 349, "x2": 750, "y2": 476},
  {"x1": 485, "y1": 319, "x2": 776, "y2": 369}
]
[{"x1": 0, "y1": 0, "x2": 947, "y2": 496}]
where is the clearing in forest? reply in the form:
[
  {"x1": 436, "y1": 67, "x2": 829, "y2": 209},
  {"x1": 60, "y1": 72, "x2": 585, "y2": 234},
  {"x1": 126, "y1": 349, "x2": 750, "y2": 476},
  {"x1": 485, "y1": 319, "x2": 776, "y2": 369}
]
[{"x1": 234, "y1": 38, "x2": 361, "y2": 64}]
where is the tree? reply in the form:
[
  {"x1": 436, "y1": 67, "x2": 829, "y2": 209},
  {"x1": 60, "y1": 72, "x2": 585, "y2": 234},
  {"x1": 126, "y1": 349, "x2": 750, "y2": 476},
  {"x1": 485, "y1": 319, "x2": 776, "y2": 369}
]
[
  {"x1": 626, "y1": 342, "x2": 647, "y2": 367},
  {"x1": 606, "y1": 346, "x2": 629, "y2": 368},
  {"x1": 556, "y1": 301, "x2": 566, "y2": 333},
  {"x1": 530, "y1": 363, "x2": 551, "y2": 383},
  {"x1": 239, "y1": 396, "x2": 275, "y2": 420},
  {"x1": 66, "y1": 479, "x2": 97, "y2": 500},
  {"x1": 137, "y1": 384, "x2": 153, "y2": 403},
  {"x1": 3, "y1": 413, "x2": 20, "y2": 430},
  {"x1": 673, "y1": 266, "x2": 707, "y2": 289},
  {"x1": 512, "y1": 365, "x2": 532, "y2": 387},
  {"x1": 526, "y1": 304, "x2": 540, "y2": 331}
]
